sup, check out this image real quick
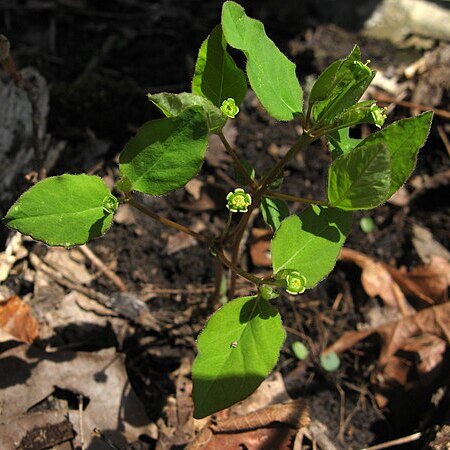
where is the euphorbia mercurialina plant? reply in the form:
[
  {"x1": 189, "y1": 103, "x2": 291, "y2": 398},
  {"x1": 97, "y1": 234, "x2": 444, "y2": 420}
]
[{"x1": 3, "y1": 1, "x2": 433, "y2": 418}]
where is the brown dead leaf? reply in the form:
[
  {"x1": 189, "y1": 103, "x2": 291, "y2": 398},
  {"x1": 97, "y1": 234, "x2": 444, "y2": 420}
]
[
  {"x1": 0, "y1": 410, "x2": 74, "y2": 450},
  {"x1": 326, "y1": 302, "x2": 450, "y2": 366},
  {"x1": 397, "y1": 256, "x2": 450, "y2": 304},
  {"x1": 340, "y1": 248, "x2": 413, "y2": 313},
  {"x1": 411, "y1": 224, "x2": 450, "y2": 263},
  {"x1": 0, "y1": 296, "x2": 38, "y2": 343},
  {"x1": 0, "y1": 345, "x2": 155, "y2": 448},
  {"x1": 188, "y1": 400, "x2": 309, "y2": 450},
  {"x1": 230, "y1": 372, "x2": 291, "y2": 416},
  {"x1": 167, "y1": 231, "x2": 198, "y2": 255},
  {"x1": 341, "y1": 248, "x2": 450, "y2": 306},
  {"x1": 249, "y1": 229, "x2": 272, "y2": 267}
]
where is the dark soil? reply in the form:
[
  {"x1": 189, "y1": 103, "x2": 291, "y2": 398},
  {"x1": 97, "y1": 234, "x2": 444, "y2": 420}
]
[{"x1": 1, "y1": 1, "x2": 449, "y2": 449}]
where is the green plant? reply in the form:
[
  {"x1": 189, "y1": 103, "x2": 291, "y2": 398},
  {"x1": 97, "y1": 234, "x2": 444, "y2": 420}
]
[{"x1": 3, "y1": 1, "x2": 433, "y2": 419}]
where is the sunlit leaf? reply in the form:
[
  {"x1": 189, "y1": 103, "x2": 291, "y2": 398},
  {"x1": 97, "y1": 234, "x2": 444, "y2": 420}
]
[
  {"x1": 4, "y1": 174, "x2": 117, "y2": 247},
  {"x1": 192, "y1": 24, "x2": 247, "y2": 107},
  {"x1": 119, "y1": 108, "x2": 208, "y2": 196},
  {"x1": 192, "y1": 295, "x2": 285, "y2": 418},
  {"x1": 222, "y1": 1, "x2": 302, "y2": 121},
  {"x1": 271, "y1": 206, "x2": 352, "y2": 288},
  {"x1": 328, "y1": 142, "x2": 391, "y2": 210}
]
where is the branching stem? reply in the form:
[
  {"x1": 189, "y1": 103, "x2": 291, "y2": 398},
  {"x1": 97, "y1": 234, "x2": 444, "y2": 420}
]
[
  {"x1": 128, "y1": 197, "x2": 210, "y2": 244},
  {"x1": 266, "y1": 190, "x2": 328, "y2": 206}
]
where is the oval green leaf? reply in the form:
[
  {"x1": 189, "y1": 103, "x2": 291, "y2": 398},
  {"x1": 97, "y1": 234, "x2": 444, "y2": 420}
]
[
  {"x1": 192, "y1": 24, "x2": 247, "y2": 108},
  {"x1": 354, "y1": 111, "x2": 433, "y2": 199},
  {"x1": 119, "y1": 108, "x2": 208, "y2": 196},
  {"x1": 192, "y1": 295, "x2": 285, "y2": 419},
  {"x1": 222, "y1": 1, "x2": 302, "y2": 121},
  {"x1": 148, "y1": 92, "x2": 227, "y2": 134},
  {"x1": 271, "y1": 206, "x2": 352, "y2": 288},
  {"x1": 328, "y1": 142, "x2": 391, "y2": 210},
  {"x1": 327, "y1": 127, "x2": 362, "y2": 160},
  {"x1": 3, "y1": 174, "x2": 117, "y2": 247}
]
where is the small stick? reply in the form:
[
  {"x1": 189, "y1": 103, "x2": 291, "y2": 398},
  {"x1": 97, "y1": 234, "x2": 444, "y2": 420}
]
[
  {"x1": 360, "y1": 432, "x2": 421, "y2": 450},
  {"x1": 373, "y1": 91, "x2": 450, "y2": 120},
  {"x1": 78, "y1": 395, "x2": 85, "y2": 450},
  {"x1": 80, "y1": 245, "x2": 127, "y2": 292},
  {"x1": 437, "y1": 125, "x2": 450, "y2": 157}
]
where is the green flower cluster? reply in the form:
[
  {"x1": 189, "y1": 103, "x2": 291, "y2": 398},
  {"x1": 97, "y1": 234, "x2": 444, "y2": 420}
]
[{"x1": 226, "y1": 188, "x2": 252, "y2": 213}]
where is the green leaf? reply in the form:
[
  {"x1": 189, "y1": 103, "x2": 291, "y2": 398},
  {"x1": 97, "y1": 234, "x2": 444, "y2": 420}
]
[
  {"x1": 192, "y1": 24, "x2": 247, "y2": 107},
  {"x1": 271, "y1": 206, "x2": 352, "y2": 288},
  {"x1": 311, "y1": 46, "x2": 375, "y2": 125},
  {"x1": 260, "y1": 197, "x2": 289, "y2": 231},
  {"x1": 354, "y1": 111, "x2": 433, "y2": 199},
  {"x1": 221, "y1": 1, "x2": 302, "y2": 121},
  {"x1": 148, "y1": 92, "x2": 227, "y2": 133},
  {"x1": 328, "y1": 142, "x2": 391, "y2": 210},
  {"x1": 327, "y1": 127, "x2": 362, "y2": 160},
  {"x1": 3, "y1": 174, "x2": 117, "y2": 247},
  {"x1": 119, "y1": 108, "x2": 208, "y2": 196},
  {"x1": 192, "y1": 295, "x2": 285, "y2": 418}
]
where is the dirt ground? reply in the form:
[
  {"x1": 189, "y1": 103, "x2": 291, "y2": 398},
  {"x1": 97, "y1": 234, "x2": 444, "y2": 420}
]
[{"x1": 0, "y1": 1, "x2": 449, "y2": 449}]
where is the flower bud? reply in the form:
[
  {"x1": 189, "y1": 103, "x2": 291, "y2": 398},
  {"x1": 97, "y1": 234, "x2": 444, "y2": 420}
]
[{"x1": 259, "y1": 285, "x2": 279, "y2": 301}]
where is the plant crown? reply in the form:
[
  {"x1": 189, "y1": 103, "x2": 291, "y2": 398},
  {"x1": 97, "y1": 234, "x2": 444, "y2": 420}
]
[{"x1": 3, "y1": 1, "x2": 433, "y2": 419}]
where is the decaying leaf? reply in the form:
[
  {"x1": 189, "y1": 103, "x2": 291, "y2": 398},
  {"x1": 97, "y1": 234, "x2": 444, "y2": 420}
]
[
  {"x1": 188, "y1": 400, "x2": 309, "y2": 450},
  {"x1": 0, "y1": 410, "x2": 75, "y2": 450},
  {"x1": 249, "y1": 228, "x2": 272, "y2": 267},
  {"x1": 0, "y1": 295, "x2": 38, "y2": 343},
  {"x1": 326, "y1": 302, "x2": 450, "y2": 366},
  {"x1": 0, "y1": 345, "x2": 155, "y2": 448},
  {"x1": 340, "y1": 248, "x2": 450, "y2": 306}
]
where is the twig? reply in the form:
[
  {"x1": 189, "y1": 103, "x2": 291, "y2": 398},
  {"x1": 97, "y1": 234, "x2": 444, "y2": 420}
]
[
  {"x1": 373, "y1": 91, "x2": 450, "y2": 120},
  {"x1": 128, "y1": 197, "x2": 210, "y2": 244},
  {"x1": 218, "y1": 131, "x2": 257, "y2": 188},
  {"x1": 360, "y1": 432, "x2": 422, "y2": 450},
  {"x1": 437, "y1": 125, "x2": 450, "y2": 157},
  {"x1": 29, "y1": 253, "x2": 160, "y2": 330},
  {"x1": 78, "y1": 395, "x2": 85, "y2": 450},
  {"x1": 80, "y1": 245, "x2": 127, "y2": 292}
]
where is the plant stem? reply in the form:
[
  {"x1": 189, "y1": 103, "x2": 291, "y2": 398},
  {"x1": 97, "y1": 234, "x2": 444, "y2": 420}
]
[
  {"x1": 219, "y1": 210, "x2": 233, "y2": 242},
  {"x1": 217, "y1": 250, "x2": 261, "y2": 285},
  {"x1": 218, "y1": 131, "x2": 257, "y2": 188},
  {"x1": 227, "y1": 132, "x2": 315, "y2": 298},
  {"x1": 128, "y1": 197, "x2": 210, "y2": 244},
  {"x1": 266, "y1": 190, "x2": 328, "y2": 206}
]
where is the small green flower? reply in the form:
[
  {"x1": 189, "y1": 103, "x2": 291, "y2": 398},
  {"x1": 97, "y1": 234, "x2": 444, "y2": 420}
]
[
  {"x1": 285, "y1": 271, "x2": 307, "y2": 295},
  {"x1": 226, "y1": 188, "x2": 252, "y2": 213},
  {"x1": 370, "y1": 104, "x2": 387, "y2": 128},
  {"x1": 220, "y1": 98, "x2": 239, "y2": 118}
]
